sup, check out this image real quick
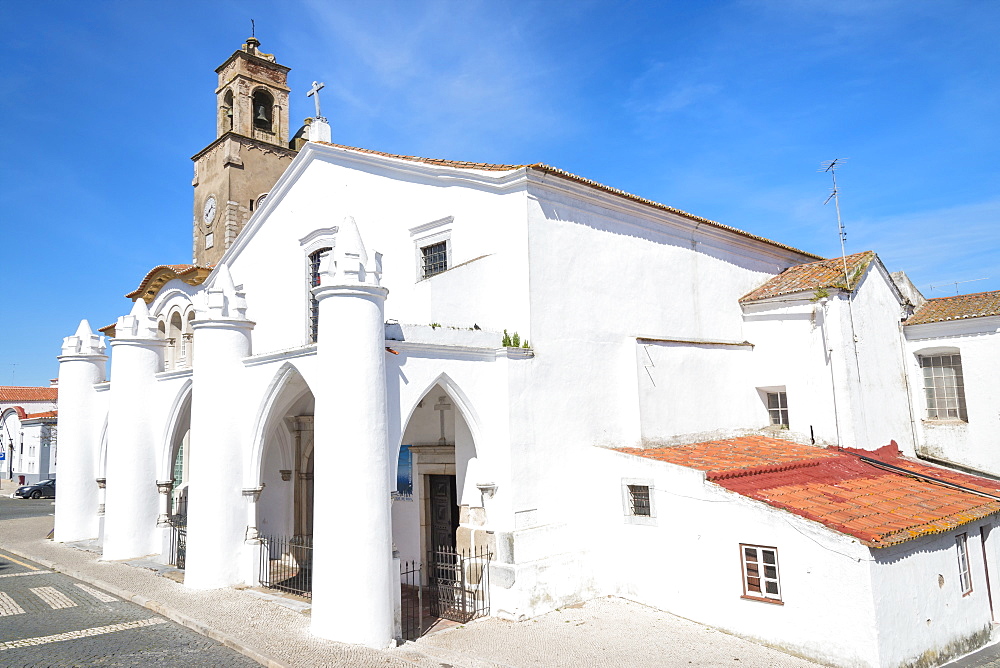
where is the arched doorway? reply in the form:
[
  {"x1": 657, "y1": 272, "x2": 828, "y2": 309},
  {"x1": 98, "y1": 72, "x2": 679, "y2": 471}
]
[
  {"x1": 393, "y1": 381, "x2": 492, "y2": 634},
  {"x1": 254, "y1": 367, "x2": 315, "y2": 596}
]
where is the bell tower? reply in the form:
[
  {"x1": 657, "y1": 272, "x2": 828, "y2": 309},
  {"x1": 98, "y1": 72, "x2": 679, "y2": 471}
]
[{"x1": 191, "y1": 37, "x2": 299, "y2": 265}]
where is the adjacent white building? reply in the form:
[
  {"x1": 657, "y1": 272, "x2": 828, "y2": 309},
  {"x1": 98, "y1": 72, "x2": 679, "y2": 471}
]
[{"x1": 1, "y1": 385, "x2": 58, "y2": 484}]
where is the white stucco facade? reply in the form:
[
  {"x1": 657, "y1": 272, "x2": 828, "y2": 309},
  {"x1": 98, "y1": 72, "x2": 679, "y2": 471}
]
[{"x1": 54, "y1": 140, "x2": 1000, "y2": 665}]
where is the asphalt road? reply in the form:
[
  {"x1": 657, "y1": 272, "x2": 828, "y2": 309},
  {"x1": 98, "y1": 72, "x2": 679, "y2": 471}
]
[
  {"x1": 1, "y1": 494, "x2": 57, "y2": 521},
  {"x1": 0, "y1": 546, "x2": 261, "y2": 666}
]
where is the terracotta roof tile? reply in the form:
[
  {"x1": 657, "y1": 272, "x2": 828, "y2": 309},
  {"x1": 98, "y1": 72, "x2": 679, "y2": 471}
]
[
  {"x1": 125, "y1": 264, "x2": 213, "y2": 304},
  {"x1": 739, "y1": 251, "x2": 877, "y2": 303},
  {"x1": 313, "y1": 143, "x2": 822, "y2": 261},
  {"x1": 0, "y1": 386, "x2": 58, "y2": 402},
  {"x1": 23, "y1": 410, "x2": 57, "y2": 419},
  {"x1": 616, "y1": 437, "x2": 1000, "y2": 548},
  {"x1": 905, "y1": 290, "x2": 1000, "y2": 326}
]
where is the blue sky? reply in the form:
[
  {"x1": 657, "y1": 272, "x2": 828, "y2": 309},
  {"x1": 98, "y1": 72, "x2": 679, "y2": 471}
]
[{"x1": 1, "y1": 0, "x2": 997, "y2": 386}]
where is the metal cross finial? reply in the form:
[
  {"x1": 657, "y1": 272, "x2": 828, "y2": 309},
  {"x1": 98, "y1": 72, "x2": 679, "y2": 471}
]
[
  {"x1": 251, "y1": 19, "x2": 255, "y2": 37},
  {"x1": 307, "y1": 81, "x2": 325, "y2": 119}
]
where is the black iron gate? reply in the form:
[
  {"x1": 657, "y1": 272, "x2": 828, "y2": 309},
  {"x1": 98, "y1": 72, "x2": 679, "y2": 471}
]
[
  {"x1": 401, "y1": 545, "x2": 491, "y2": 641},
  {"x1": 168, "y1": 515, "x2": 186, "y2": 569},
  {"x1": 259, "y1": 534, "x2": 313, "y2": 597}
]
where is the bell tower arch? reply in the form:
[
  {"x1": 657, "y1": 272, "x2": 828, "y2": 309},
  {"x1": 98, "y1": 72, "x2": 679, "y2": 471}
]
[{"x1": 191, "y1": 36, "x2": 299, "y2": 266}]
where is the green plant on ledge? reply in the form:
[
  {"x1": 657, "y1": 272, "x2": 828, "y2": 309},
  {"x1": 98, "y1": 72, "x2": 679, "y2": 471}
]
[{"x1": 502, "y1": 329, "x2": 531, "y2": 349}]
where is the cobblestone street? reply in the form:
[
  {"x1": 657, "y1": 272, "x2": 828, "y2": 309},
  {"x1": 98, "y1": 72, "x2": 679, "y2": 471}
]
[{"x1": 0, "y1": 548, "x2": 259, "y2": 667}]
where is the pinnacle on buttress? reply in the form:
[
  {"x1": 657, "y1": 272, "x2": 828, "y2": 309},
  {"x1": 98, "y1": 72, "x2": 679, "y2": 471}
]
[
  {"x1": 61, "y1": 319, "x2": 107, "y2": 356},
  {"x1": 319, "y1": 216, "x2": 383, "y2": 288},
  {"x1": 115, "y1": 298, "x2": 159, "y2": 339},
  {"x1": 202, "y1": 263, "x2": 249, "y2": 320}
]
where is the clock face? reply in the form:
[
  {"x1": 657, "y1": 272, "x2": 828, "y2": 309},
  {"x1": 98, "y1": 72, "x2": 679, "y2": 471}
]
[{"x1": 203, "y1": 196, "x2": 217, "y2": 225}]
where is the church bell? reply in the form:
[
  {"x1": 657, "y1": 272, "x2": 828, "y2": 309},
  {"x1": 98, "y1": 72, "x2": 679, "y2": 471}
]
[{"x1": 256, "y1": 105, "x2": 268, "y2": 121}]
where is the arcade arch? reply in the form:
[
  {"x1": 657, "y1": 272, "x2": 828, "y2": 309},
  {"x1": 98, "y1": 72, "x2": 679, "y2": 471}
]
[{"x1": 391, "y1": 381, "x2": 489, "y2": 566}]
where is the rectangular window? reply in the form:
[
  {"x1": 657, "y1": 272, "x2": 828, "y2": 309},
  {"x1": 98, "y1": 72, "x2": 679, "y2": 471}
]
[
  {"x1": 741, "y1": 544, "x2": 782, "y2": 603},
  {"x1": 957, "y1": 533, "x2": 973, "y2": 595},
  {"x1": 307, "y1": 247, "x2": 331, "y2": 343},
  {"x1": 767, "y1": 392, "x2": 789, "y2": 428},
  {"x1": 920, "y1": 354, "x2": 968, "y2": 421},
  {"x1": 421, "y1": 241, "x2": 448, "y2": 278},
  {"x1": 628, "y1": 485, "x2": 651, "y2": 517}
]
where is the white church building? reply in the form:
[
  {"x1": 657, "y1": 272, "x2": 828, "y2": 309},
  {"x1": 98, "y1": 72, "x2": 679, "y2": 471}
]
[{"x1": 54, "y1": 38, "x2": 1000, "y2": 667}]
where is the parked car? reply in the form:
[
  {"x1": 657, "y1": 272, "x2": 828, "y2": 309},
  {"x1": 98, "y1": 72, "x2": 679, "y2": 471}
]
[{"x1": 12, "y1": 479, "x2": 55, "y2": 499}]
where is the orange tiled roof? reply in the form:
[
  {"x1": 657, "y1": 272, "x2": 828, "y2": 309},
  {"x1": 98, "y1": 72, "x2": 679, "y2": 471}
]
[
  {"x1": 314, "y1": 142, "x2": 822, "y2": 260},
  {"x1": 23, "y1": 410, "x2": 57, "y2": 419},
  {"x1": 126, "y1": 264, "x2": 213, "y2": 304},
  {"x1": 739, "y1": 251, "x2": 877, "y2": 303},
  {"x1": 617, "y1": 436, "x2": 1000, "y2": 548},
  {"x1": 906, "y1": 290, "x2": 1000, "y2": 326},
  {"x1": 0, "y1": 387, "x2": 58, "y2": 402}
]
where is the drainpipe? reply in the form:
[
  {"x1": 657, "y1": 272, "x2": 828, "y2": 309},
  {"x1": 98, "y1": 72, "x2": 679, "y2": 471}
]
[{"x1": 817, "y1": 297, "x2": 843, "y2": 447}]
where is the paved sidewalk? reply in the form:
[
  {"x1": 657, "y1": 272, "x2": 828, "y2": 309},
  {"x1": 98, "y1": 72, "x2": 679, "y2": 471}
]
[{"x1": 0, "y1": 480, "x2": 820, "y2": 667}]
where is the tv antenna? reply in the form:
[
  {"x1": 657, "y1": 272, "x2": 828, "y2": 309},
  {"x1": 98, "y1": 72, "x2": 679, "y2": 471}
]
[
  {"x1": 927, "y1": 277, "x2": 989, "y2": 295},
  {"x1": 821, "y1": 158, "x2": 851, "y2": 289}
]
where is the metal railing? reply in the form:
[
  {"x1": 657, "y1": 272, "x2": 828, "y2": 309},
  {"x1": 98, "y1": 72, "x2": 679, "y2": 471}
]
[
  {"x1": 428, "y1": 544, "x2": 491, "y2": 623},
  {"x1": 167, "y1": 515, "x2": 187, "y2": 569},
  {"x1": 259, "y1": 534, "x2": 313, "y2": 598}
]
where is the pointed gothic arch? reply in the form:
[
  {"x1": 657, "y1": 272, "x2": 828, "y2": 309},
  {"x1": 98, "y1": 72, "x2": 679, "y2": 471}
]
[
  {"x1": 247, "y1": 362, "x2": 316, "y2": 542},
  {"x1": 159, "y1": 380, "x2": 193, "y2": 481},
  {"x1": 397, "y1": 371, "x2": 485, "y2": 464},
  {"x1": 393, "y1": 372, "x2": 490, "y2": 566}
]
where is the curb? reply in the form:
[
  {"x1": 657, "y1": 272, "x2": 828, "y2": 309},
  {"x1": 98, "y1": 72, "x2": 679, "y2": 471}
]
[{"x1": 0, "y1": 541, "x2": 292, "y2": 668}]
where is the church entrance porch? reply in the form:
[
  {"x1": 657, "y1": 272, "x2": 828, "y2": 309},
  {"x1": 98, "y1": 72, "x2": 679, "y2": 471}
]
[{"x1": 393, "y1": 383, "x2": 495, "y2": 640}]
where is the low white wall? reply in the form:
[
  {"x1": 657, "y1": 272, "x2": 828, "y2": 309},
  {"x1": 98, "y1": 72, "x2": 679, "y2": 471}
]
[{"x1": 582, "y1": 446, "x2": 881, "y2": 668}]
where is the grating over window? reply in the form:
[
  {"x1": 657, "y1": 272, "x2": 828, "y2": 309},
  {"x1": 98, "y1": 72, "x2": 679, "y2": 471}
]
[
  {"x1": 308, "y1": 247, "x2": 331, "y2": 343},
  {"x1": 957, "y1": 533, "x2": 973, "y2": 594},
  {"x1": 421, "y1": 241, "x2": 448, "y2": 278},
  {"x1": 767, "y1": 392, "x2": 789, "y2": 428},
  {"x1": 628, "y1": 485, "x2": 651, "y2": 517},
  {"x1": 741, "y1": 544, "x2": 781, "y2": 602},
  {"x1": 920, "y1": 354, "x2": 968, "y2": 421}
]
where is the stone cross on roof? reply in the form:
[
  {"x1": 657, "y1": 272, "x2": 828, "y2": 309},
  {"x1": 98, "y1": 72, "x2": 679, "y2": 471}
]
[{"x1": 307, "y1": 81, "x2": 325, "y2": 119}]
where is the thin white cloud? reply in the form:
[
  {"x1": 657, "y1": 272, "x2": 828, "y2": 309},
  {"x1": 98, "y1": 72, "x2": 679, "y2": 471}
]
[{"x1": 849, "y1": 200, "x2": 1000, "y2": 293}]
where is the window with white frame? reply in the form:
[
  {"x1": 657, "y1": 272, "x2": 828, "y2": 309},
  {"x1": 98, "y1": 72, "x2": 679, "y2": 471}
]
[
  {"x1": 920, "y1": 353, "x2": 968, "y2": 421},
  {"x1": 767, "y1": 391, "x2": 789, "y2": 428},
  {"x1": 740, "y1": 544, "x2": 781, "y2": 603},
  {"x1": 957, "y1": 533, "x2": 973, "y2": 595},
  {"x1": 410, "y1": 216, "x2": 453, "y2": 281},
  {"x1": 621, "y1": 478, "x2": 656, "y2": 525}
]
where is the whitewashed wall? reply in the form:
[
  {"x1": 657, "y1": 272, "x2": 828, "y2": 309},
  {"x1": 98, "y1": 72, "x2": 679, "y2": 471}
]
[
  {"x1": 870, "y1": 524, "x2": 997, "y2": 667},
  {"x1": 904, "y1": 316, "x2": 1000, "y2": 475}
]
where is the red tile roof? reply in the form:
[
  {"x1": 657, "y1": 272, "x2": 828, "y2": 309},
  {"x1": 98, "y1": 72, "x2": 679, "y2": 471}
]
[
  {"x1": 617, "y1": 436, "x2": 1000, "y2": 548},
  {"x1": 23, "y1": 410, "x2": 57, "y2": 420},
  {"x1": 125, "y1": 264, "x2": 213, "y2": 304},
  {"x1": 906, "y1": 290, "x2": 1000, "y2": 326},
  {"x1": 0, "y1": 387, "x2": 58, "y2": 402},
  {"x1": 739, "y1": 251, "x2": 877, "y2": 303},
  {"x1": 314, "y1": 142, "x2": 822, "y2": 260}
]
